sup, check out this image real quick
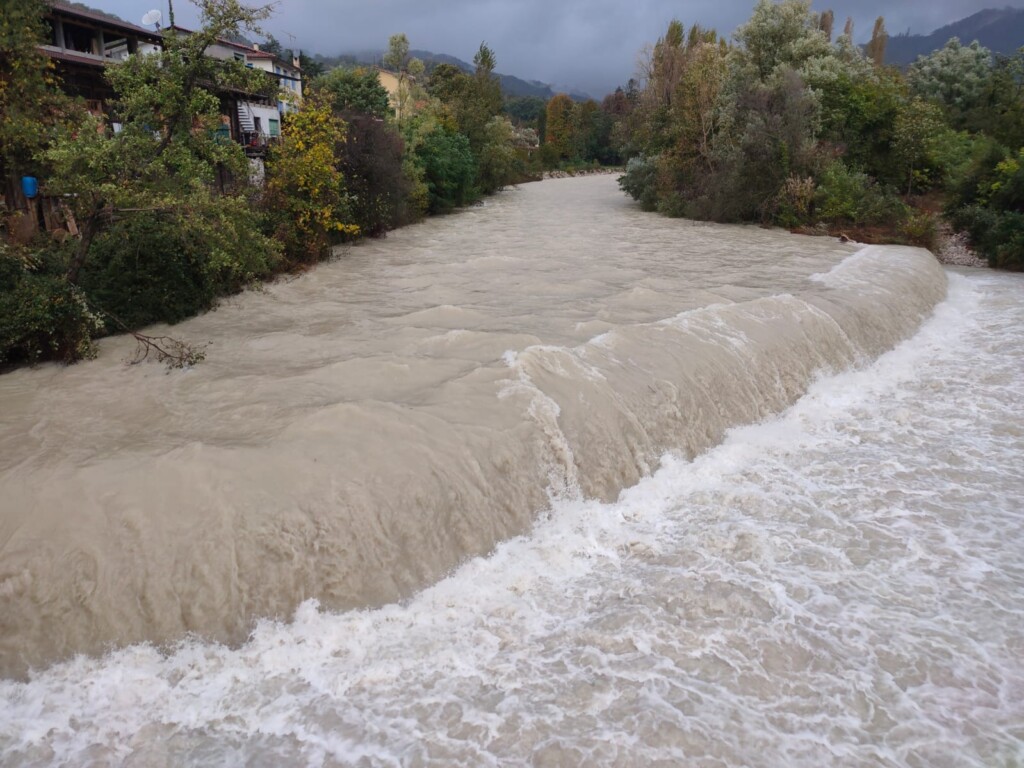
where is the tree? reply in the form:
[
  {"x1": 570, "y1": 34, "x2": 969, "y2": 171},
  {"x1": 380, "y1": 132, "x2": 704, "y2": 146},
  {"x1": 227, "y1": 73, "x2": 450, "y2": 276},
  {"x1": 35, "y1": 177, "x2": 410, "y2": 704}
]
[
  {"x1": 733, "y1": 0, "x2": 831, "y2": 83},
  {"x1": 865, "y1": 17, "x2": 888, "y2": 67},
  {"x1": 674, "y1": 41, "x2": 728, "y2": 172},
  {"x1": 261, "y1": 34, "x2": 283, "y2": 58},
  {"x1": 476, "y1": 116, "x2": 520, "y2": 193},
  {"x1": 265, "y1": 100, "x2": 359, "y2": 261},
  {"x1": 338, "y1": 113, "x2": 409, "y2": 235},
  {"x1": 818, "y1": 10, "x2": 835, "y2": 42},
  {"x1": 977, "y1": 49, "x2": 1024, "y2": 147},
  {"x1": 893, "y1": 98, "x2": 946, "y2": 195},
  {"x1": 544, "y1": 93, "x2": 576, "y2": 162},
  {"x1": 908, "y1": 39, "x2": 994, "y2": 128},
  {"x1": 45, "y1": 0, "x2": 279, "y2": 284},
  {"x1": 413, "y1": 124, "x2": 477, "y2": 212},
  {"x1": 0, "y1": 0, "x2": 75, "y2": 179},
  {"x1": 383, "y1": 33, "x2": 424, "y2": 129},
  {"x1": 314, "y1": 67, "x2": 392, "y2": 119},
  {"x1": 503, "y1": 96, "x2": 547, "y2": 126}
]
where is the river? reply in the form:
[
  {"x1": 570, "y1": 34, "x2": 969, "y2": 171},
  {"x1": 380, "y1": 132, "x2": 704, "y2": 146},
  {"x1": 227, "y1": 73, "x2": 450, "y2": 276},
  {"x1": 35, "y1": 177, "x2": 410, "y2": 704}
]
[{"x1": 1, "y1": 176, "x2": 1021, "y2": 765}]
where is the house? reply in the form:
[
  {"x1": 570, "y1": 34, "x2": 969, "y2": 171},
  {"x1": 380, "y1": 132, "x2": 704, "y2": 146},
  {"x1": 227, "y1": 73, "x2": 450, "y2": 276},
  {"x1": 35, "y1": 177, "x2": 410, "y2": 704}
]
[
  {"x1": 167, "y1": 26, "x2": 303, "y2": 153},
  {"x1": 376, "y1": 68, "x2": 415, "y2": 123},
  {"x1": 40, "y1": 1, "x2": 163, "y2": 117}
]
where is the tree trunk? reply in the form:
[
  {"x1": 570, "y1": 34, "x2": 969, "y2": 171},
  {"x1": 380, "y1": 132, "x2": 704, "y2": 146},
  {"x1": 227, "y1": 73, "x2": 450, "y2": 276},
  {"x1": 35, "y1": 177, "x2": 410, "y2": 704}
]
[{"x1": 66, "y1": 206, "x2": 104, "y2": 284}]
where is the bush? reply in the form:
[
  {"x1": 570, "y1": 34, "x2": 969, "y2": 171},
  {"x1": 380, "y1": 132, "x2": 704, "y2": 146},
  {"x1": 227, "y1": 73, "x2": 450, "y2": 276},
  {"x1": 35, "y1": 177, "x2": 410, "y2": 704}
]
[
  {"x1": 814, "y1": 161, "x2": 905, "y2": 225},
  {"x1": 0, "y1": 245, "x2": 103, "y2": 365},
  {"x1": 900, "y1": 211, "x2": 940, "y2": 251},
  {"x1": 414, "y1": 126, "x2": 477, "y2": 214},
  {"x1": 952, "y1": 205, "x2": 1024, "y2": 270},
  {"x1": 947, "y1": 144, "x2": 1024, "y2": 270},
  {"x1": 619, "y1": 155, "x2": 660, "y2": 211},
  {"x1": 773, "y1": 175, "x2": 817, "y2": 227},
  {"x1": 476, "y1": 116, "x2": 522, "y2": 195},
  {"x1": 81, "y1": 215, "x2": 214, "y2": 329}
]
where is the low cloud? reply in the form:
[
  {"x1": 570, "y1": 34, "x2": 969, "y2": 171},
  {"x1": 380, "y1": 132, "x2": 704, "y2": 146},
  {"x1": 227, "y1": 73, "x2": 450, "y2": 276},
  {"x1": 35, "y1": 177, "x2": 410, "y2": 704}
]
[{"x1": 108, "y1": 0, "x2": 1024, "y2": 96}]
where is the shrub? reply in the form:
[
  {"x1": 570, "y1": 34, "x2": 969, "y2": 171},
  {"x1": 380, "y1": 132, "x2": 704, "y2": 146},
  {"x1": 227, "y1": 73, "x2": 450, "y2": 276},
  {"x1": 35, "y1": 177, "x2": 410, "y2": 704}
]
[
  {"x1": 900, "y1": 211, "x2": 940, "y2": 251},
  {"x1": 773, "y1": 175, "x2": 817, "y2": 227},
  {"x1": 476, "y1": 116, "x2": 522, "y2": 195},
  {"x1": 952, "y1": 205, "x2": 1024, "y2": 270},
  {"x1": 0, "y1": 245, "x2": 103, "y2": 365},
  {"x1": 814, "y1": 161, "x2": 904, "y2": 225},
  {"x1": 619, "y1": 154, "x2": 660, "y2": 211}
]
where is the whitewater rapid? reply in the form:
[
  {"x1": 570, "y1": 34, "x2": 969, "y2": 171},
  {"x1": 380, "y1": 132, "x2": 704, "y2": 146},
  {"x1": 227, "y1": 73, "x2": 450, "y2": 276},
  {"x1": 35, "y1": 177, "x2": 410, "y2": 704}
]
[{"x1": 2, "y1": 265, "x2": 1021, "y2": 766}]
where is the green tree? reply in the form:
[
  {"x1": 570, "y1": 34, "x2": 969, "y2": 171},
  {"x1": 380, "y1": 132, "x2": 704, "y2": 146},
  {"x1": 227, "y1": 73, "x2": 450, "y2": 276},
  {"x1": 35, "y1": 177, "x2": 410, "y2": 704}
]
[
  {"x1": 414, "y1": 124, "x2": 477, "y2": 213},
  {"x1": 732, "y1": 0, "x2": 831, "y2": 83},
  {"x1": 45, "y1": 0, "x2": 279, "y2": 284},
  {"x1": 893, "y1": 98, "x2": 946, "y2": 194},
  {"x1": 383, "y1": 33, "x2": 424, "y2": 129},
  {"x1": 908, "y1": 38, "x2": 994, "y2": 128},
  {"x1": 476, "y1": 116, "x2": 521, "y2": 193},
  {"x1": 314, "y1": 67, "x2": 392, "y2": 118},
  {"x1": 0, "y1": 0, "x2": 75, "y2": 178}
]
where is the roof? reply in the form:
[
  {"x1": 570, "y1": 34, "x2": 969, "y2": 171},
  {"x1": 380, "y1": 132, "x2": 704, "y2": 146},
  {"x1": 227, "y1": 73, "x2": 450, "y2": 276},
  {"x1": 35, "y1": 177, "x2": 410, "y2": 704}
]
[
  {"x1": 47, "y1": 1, "x2": 163, "y2": 43},
  {"x1": 168, "y1": 25, "x2": 299, "y2": 68}
]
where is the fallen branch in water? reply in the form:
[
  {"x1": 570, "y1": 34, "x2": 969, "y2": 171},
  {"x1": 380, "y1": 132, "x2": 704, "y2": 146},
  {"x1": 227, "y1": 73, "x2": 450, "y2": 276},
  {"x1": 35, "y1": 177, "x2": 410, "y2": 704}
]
[
  {"x1": 101, "y1": 310, "x2": 208, "y2": 370},
  {"x1": 125, "y1": 332, "x2": 207, "y2": 369}
]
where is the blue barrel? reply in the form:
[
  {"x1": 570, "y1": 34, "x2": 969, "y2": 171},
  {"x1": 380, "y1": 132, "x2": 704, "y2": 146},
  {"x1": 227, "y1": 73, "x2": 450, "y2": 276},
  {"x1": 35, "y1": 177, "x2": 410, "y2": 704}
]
[{"x1": 21, "y1": 176, "x2": 38, "y2": 199}]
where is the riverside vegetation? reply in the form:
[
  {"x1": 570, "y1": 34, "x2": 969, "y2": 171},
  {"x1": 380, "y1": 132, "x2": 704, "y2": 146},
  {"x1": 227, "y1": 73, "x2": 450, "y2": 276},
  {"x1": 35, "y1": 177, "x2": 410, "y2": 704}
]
[
  {"x1": 0, "y1": 0, "x2": 536, "y2": 367},
  {"x1": 614, "y1": 1, "x2": 1024, "y2": 272},
  {"x1": 2, "y1": 0, "x2": 1022, "y2": 369}
]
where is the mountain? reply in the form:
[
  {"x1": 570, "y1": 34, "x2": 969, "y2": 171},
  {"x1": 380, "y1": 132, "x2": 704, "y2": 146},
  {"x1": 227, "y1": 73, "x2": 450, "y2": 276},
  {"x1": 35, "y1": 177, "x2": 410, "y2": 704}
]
[
  {"x1": 886, "y1": 7, "x2": 1024, "y2": 66},
  {"x1": 408, "y1": 50, "x2": 567, "y2": 99},
  {"x1": 314, "y1": 48, "x2": 590, "y2": 101}
]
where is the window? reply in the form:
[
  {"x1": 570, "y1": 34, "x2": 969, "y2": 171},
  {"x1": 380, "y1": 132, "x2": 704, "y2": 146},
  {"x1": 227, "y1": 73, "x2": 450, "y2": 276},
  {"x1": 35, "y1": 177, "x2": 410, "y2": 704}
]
[{"x1": 268, "y1": 119, "x2": 280, "y2": 137}]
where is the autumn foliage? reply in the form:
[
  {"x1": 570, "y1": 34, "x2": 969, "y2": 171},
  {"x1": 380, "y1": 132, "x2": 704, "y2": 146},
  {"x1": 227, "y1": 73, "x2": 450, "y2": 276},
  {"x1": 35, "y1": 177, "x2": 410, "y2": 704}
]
[{"x1": 265, "y1": 101, "x2": 360, "y2": 263}]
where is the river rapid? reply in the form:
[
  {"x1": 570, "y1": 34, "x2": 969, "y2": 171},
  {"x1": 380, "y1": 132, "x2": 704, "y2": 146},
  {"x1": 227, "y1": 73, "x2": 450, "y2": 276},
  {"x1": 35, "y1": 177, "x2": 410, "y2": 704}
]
[{"x1": 1, "y1": 176, "x2": 1021, "y2": 765}]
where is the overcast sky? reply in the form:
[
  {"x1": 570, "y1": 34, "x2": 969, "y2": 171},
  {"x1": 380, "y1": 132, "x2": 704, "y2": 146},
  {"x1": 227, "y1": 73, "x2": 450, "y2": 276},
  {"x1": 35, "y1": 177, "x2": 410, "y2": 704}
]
[{"x1": 111, "y1": 0, "x2": 1011, "y2": 96}]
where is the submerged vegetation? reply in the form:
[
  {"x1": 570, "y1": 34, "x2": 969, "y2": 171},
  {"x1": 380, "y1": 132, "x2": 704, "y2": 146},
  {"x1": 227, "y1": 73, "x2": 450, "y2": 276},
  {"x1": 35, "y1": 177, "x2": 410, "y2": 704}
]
[{"x1": 612, "y1": 0, "x2": 1024, "y2": 270}]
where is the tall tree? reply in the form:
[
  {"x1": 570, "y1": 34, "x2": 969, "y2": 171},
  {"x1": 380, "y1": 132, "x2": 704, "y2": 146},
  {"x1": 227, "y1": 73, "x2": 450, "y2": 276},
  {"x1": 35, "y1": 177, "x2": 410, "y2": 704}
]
[
  {"x1": 865, "y1": 17, "x2": 888, "y2": 67},
  {"x1": 383, "y1": 33, "x2": 424, "y2": 129},
  {"x1": 818, "y1": 10, "x2": 835, "y2": 42},
  {"x1": 544, "y1": 93, "x2": 576, "y2": 161}
]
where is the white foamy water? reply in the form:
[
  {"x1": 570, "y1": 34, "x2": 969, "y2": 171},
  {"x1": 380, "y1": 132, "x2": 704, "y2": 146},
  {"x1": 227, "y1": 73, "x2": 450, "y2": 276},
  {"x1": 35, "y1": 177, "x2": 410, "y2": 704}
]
[{"x1": 1, "y1": 265, "x2": 1021, "y2": 765}]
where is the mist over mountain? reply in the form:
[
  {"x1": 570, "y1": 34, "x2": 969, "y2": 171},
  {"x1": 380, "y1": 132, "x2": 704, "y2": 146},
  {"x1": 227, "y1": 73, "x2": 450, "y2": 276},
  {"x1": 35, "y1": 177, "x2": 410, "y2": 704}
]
[
  {"x1": 886, "y1": 7, "x2": 1024, "y2": 65},
  {"x1": 314, "y1": 49, "x2": 592, "y2": 101}
]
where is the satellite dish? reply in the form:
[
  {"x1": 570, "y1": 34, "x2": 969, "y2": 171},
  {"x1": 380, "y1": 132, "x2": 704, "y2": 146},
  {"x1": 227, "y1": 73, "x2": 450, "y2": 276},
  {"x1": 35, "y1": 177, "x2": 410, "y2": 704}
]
[{"x1": 141, "y1": 9, "x2": 162, "y2": 27}]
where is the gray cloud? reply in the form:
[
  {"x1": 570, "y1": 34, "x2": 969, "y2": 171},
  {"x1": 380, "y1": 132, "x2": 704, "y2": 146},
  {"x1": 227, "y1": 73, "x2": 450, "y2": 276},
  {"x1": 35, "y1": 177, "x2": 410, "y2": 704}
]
[{"x1": 101, "y1": 0, "x2": 1019, "y2": 96}]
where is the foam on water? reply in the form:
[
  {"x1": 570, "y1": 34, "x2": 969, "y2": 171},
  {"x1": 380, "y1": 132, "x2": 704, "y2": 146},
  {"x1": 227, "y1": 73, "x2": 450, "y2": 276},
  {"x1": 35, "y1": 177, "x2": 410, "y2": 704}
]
[{"x1": 2, "y1": 270, "x2": 1022, "y2": 766}]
